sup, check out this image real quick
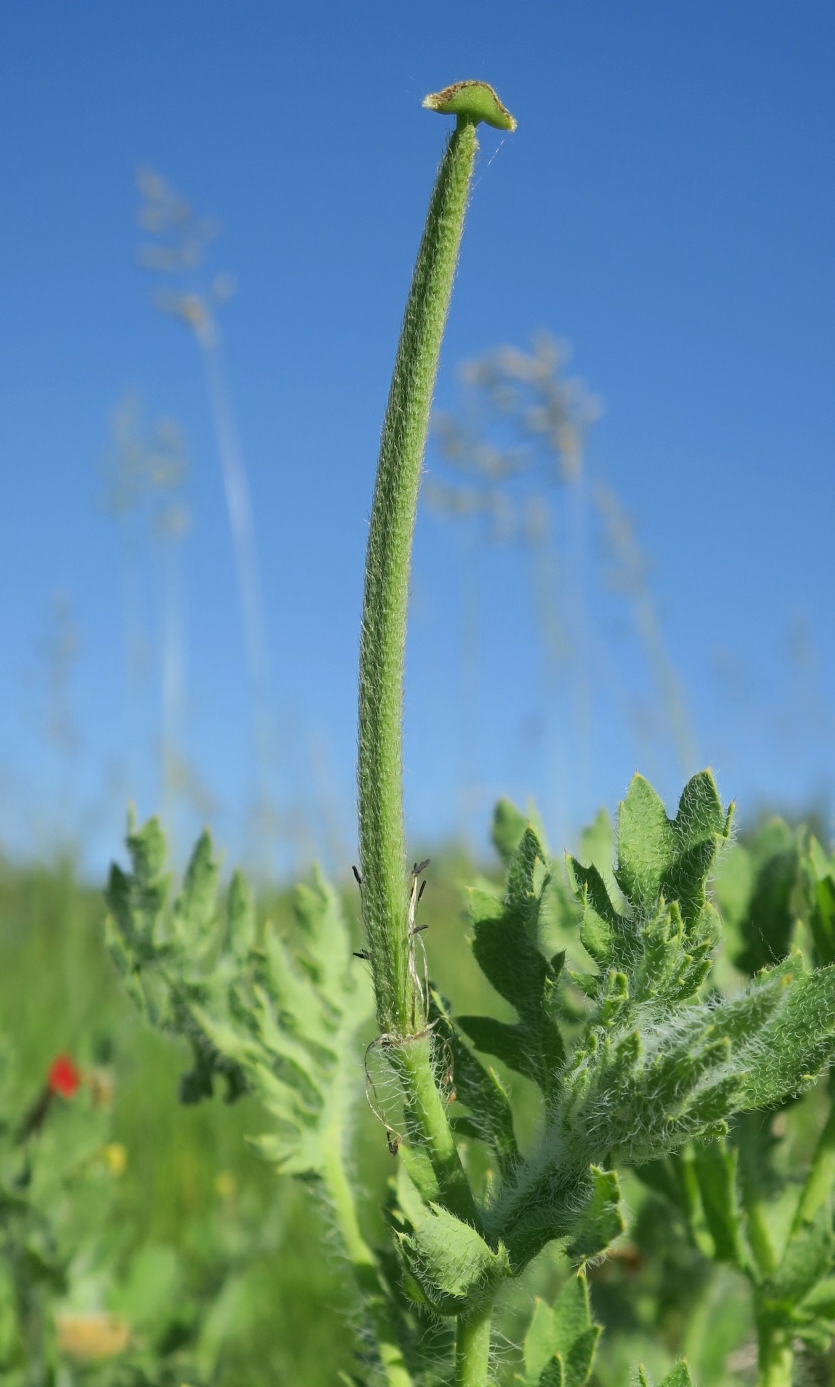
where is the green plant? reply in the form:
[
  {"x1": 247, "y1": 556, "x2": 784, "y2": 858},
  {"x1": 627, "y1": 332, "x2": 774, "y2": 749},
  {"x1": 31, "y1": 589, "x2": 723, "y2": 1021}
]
[
  {"x1": 106, "y1": 81, "x2": 835, "y2": 1387},
  {"x1": 0, "y1": 1037, "x2": 299, "y2": 1387}
]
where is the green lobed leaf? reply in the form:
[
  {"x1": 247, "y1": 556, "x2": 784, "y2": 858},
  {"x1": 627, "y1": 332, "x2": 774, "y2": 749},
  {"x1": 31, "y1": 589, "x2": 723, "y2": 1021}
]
[
  {"x1": 566, "y1": 772, "x2": 730, "y2": 1004},
  {"x1": 789, "y1": 1274, "x2": 835, "y2": 1349},
  {"x1": 577, "y1": 808, "x2": 617, "y2": 897},
  {"x1": 493, "y1": 797, "x2": 529, "y2": 868},
  {"x1": 721, "y1": 819, "x2": 801, "y2": 975},
  {"x1": 456, "y1": 1015, "x2": 543, "y2": 1088},
  {"x1": 764, "y1": 1214, "x2": 835, "y2": 1312},
  {"x1": 638, "y1": 1365, "x2": 695, "y2": 1387},
  {"x1": 691, "y1": 1139, "x2": 744, "y2": 1267},
  {"x1": 659, "y1": 1367, "x2": 695, "y2": 1387},
  {"x1": 521, "y1": 1274, "x2": 600, "y2": 1387},
  {"x1": 172, "y1": 829, "x2": 220, "y2": 953},
  {"x1": 566, "y1": 1167, "x2": 625, "y2": 1265},
  {"x1": 107, "y1": 818, "x2": 372, "y2": 1180},
  {"x1": 225, "y1": 868, "x2": 256, "y2": 962},
  {"x1": 492, "y1": 942, "x2": 835, "y2": 1271},
  {"x1": 459, "y1": 826, "x2": 565, "y2": 1093},
  {"x1": 740, "y1": 956, "x2": 835, "y2": 1109},
  {"x1": 105, "y1": 816, "x2": 171, "y2": 962},
  {"x1": 616, "y1": 771, "x2": 729, "y2": 927}
]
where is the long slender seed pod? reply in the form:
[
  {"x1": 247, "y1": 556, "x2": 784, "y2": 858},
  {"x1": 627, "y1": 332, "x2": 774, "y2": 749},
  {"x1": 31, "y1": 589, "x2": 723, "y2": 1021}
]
[
  {"x1": 357, "y1": 83, "x2": 515, "y2": 1249},
  {"x1": 358, "y1": 81, "x2": 515, "y2": 1039}
]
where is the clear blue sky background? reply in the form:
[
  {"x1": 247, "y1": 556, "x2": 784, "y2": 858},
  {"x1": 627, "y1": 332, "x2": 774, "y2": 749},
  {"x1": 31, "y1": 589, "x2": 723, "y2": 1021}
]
[{"x1": 2, "y1": 1, "x2": 834, "y2": 878}]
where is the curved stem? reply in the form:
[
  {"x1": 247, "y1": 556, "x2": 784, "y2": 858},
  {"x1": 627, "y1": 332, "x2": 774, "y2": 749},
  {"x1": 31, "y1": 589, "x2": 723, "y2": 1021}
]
[
  {"x1": 358, "y1": 115, "x2": 478, "y2": 1039},
  {"x1": 357, "y1": 86, "x2": 515, "y2": 1220},
  {"x1": 355, "y1": 99, "x2": 515, "y2": 1382}
]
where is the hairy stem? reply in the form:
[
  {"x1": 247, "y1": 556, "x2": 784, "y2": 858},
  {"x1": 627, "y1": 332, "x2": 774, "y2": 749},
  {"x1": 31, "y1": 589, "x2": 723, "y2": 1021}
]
[
  {"x1": 398, "y1": 1035, "x2": 477, "y2": 1222},
  {"x1": 454, "y1": 1303, "x2": 494, "y2": 1387},
  {"x1": 358, "y1": 114, "x2": 478, "y2": 1038},
  {"x1": 356, "y1": 83, "x2": 513, "y2": 1226}
]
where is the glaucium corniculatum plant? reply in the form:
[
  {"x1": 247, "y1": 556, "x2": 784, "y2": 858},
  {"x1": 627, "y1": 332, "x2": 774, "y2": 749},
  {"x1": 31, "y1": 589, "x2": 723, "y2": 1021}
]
[{"x1": 107, "y1": 81, "x2": 835, "y2": 1387}]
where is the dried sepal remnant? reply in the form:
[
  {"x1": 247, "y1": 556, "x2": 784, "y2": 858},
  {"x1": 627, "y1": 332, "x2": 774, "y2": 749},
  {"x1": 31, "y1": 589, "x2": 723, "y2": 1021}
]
[{"x1": 422, "y1": 80, "x2": 517, "y2": 132}]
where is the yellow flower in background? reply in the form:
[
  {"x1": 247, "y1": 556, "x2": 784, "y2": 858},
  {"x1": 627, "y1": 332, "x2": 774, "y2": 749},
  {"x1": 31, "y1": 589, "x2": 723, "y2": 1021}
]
[
  {"x1": 102, "y1": 1143, "x2": 127, "y2": 1176},
  {"x1": 214, "y1": 1170, "x2": 237, "y2": 1200},
  {"x1": 55, "y1": 1313, "x2": 130, "y2": 1362}
]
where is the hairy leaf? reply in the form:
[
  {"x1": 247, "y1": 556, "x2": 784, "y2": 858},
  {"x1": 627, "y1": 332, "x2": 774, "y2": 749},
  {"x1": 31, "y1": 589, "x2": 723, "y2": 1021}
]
[
  {"x1": 459, "y1": 826, "x2": 565, "y2": 1093},
  {"x1": 616, "y1": 771, "x2": 729, "y2": 926},
  {"x1": 393, "y1": 1167, "x2": 510, "y2": 1317},
  {"x1": 106, "y1": 821, "x2": 371, "y2": 1178},
  {"x1": 638, "y1": 1365, "x2": 694, "y2": 1387},
  {"x1": 566, "y1": 1167, "x2": 625, "y2": 1265}
]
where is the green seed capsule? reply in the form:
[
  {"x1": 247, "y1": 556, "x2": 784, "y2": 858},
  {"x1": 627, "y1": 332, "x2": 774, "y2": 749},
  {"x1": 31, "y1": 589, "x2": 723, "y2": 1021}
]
[{"x1": 422, "y1": 80, "x2": 516, "y2": 131}]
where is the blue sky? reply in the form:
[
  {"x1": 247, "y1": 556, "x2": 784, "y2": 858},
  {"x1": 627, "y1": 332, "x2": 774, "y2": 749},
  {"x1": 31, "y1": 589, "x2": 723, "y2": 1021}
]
[{"x1": 2, "y1": 1, "x2": 835, "y2": 878}]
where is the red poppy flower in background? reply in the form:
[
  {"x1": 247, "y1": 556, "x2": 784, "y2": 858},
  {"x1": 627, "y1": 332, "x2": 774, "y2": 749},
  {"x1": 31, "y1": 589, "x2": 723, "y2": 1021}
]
[{"x1": 47, "y1": 1054, "x2": 81, "y2": 1099}]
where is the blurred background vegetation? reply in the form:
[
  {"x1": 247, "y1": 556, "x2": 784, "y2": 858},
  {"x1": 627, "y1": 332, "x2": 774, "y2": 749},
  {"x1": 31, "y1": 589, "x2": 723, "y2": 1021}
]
[{"x1": 3, "y1": 3, "x2": 835, "y2": 1381}]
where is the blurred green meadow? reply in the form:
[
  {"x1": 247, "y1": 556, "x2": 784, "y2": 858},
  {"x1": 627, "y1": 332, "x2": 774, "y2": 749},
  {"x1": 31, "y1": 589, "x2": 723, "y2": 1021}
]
[
  {"x1": 0, "y1": 833, "x2": 535, "y2": 1384},
  {"x1": 0, "y1": 854, "x2": 349, "y2": 1383},
  {"x1": 4, "y1": 319, "x2": 835, "y2": 1381},
  {"x1": 5, "y1": 809, "x2": 835, "y2": 1384},
  {"x1": 4, "y1": 12, "x2": 835, "y2": 1383}
]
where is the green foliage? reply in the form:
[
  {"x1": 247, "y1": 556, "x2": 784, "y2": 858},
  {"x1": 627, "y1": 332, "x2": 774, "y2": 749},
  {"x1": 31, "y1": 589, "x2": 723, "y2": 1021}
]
[
  {"x1": 106, "y1": 820, "x2": 440, "y2": 1387},
  {"x1": 430, "y1": 990, "x2": 518, "y2": 1178},
  {"x1": 92, "y1": 74, "x2": 835, "y2": 1387},
  {"x1": 0, "y1": 855, "x2": 359, "y2": 1385},
  {"x1": 518, "y1": 1274, "x2": 600, "y2": 1387},
  {"x1": 393, "y1": 1166, "x2": 511, "y2": 1317},
  {"x1": 807, "y1": 834, "x2": 835, "y2": 967},
  {"x1": 715, "y1": 819, "x2": 803, "y2": 973},
  {"x1": 0, "y1": 1028, "x2": 300, "y2": 1386},
  {"x1": 104, "y1": 770, "x2": 835, "y2": 1384},
  {"x1": 106, "y1": 819, "x2": 371, "y2": 1179},
  {"x1": 456, "y1": 830, "x2": 564, "y2": 1093},
  {"x1": 450, "y1": 773, "x2": 835, "y2": 1284},
  {"x1": 102, "y1": 771, "x2": 835, "y2": 1387},
  {"x1": 638, "y1": 1365, "x2": 695, "y2": 1387},
  {"x1": 613, "y1": 817, "x2": 835, "y2": 1385}
]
